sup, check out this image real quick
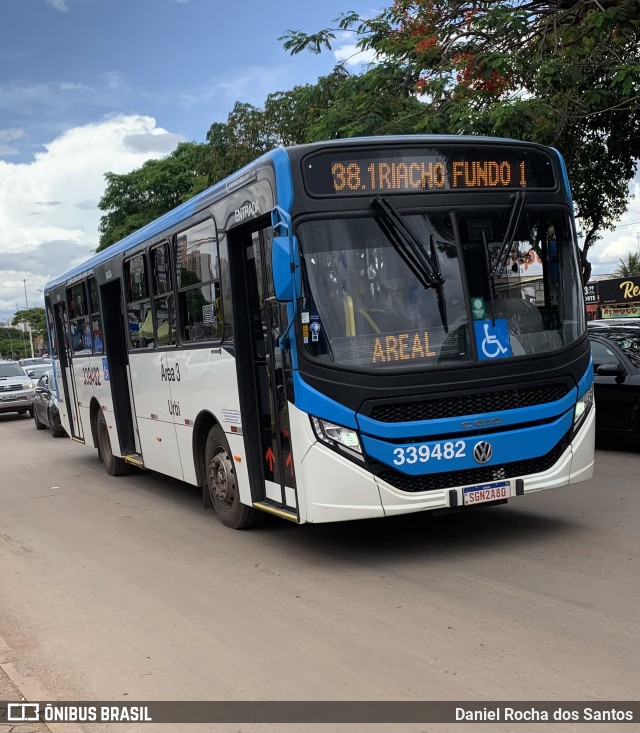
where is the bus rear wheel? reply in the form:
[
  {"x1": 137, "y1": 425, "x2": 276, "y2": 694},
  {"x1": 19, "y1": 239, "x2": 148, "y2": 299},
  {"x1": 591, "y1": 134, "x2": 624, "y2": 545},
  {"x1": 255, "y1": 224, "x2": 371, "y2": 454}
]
[
  {"x1": 205, "y1": 425, "x2": 261, "y2": 530},
  {"x1": 96, "y1": 411, "x2": 129, "y2": 476}
]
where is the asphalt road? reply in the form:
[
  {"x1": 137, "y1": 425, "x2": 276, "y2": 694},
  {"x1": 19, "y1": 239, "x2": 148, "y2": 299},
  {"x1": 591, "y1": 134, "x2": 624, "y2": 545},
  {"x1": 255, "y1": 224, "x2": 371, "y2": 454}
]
[{"x1": 0, "y1": 413, "x2": 638, "y2": 732}]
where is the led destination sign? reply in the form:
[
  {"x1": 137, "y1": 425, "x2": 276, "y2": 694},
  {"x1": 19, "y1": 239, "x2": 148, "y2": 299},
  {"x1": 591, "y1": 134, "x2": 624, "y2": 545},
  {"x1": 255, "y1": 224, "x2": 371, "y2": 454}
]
[{"x1": 303, "y1": 147, "x2": 556, "y2": 196}]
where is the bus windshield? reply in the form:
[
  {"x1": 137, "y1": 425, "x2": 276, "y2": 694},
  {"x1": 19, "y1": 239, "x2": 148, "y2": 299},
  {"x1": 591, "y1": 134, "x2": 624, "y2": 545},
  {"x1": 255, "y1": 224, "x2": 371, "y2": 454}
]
[{"x1": 297, "y1": 206, "x2": 584, "y2": 369}]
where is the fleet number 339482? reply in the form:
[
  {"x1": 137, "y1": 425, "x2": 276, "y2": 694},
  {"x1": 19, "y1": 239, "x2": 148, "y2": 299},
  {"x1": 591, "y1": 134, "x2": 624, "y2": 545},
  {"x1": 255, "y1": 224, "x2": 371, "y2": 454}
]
[{"x1": 392, "y1": 440, "x2": 466, "y2": 465}]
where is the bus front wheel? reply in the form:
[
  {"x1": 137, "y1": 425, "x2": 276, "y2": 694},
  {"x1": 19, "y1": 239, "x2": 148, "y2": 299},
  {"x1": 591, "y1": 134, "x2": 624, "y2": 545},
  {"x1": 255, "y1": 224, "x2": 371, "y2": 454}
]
[
  {"x1": 96, "y1": 411, "x2": 129, "y2": 477},
  {"x1": 205, "y1": 425, "x2": 261, "y2": 530}
]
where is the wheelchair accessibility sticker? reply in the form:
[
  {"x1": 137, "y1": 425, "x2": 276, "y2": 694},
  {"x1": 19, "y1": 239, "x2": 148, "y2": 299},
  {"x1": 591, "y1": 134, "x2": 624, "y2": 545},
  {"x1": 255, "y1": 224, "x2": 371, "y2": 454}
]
[{"x1": 474, "y1": 318, "x2": 512, "y2": 360}]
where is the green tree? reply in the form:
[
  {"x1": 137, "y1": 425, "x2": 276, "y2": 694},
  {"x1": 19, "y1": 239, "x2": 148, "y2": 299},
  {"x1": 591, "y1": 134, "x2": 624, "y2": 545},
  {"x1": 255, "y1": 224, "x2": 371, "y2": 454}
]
[
  {"x1": 98, "y1": 70, "x2": 411, "y2": 249},
  {"x1": 615, "y1": 251, "x2": 640, "y2": 277},
  {"x1": 282, "y1": 0, "x2": 640, "y2": 281},
  {"x1": 13, "y1": 307, "x2": 47, "y2": 340},
  {"x1": 294, "y1": 65, "x2": 427, "y2": 140},
  {"x1": 205, "y1": 103, "x2": 274, "y2": 184},
  {"x1": 0, "y1": 326, "x2": 30, "y2": 359},
  {"x1": 97, "y1": 142, "x2": 210, "y2": 251}
]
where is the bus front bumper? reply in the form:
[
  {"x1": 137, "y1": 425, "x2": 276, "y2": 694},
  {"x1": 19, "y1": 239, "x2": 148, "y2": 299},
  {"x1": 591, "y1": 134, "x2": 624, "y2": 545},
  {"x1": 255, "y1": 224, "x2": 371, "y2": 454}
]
[{"x1": 299, "y1": 408, "x2": 595, "y2": 523}]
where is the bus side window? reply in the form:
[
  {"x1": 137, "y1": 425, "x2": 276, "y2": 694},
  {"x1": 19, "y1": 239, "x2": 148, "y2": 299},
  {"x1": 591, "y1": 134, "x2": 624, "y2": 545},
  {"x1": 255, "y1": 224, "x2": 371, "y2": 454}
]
[
  {"x1": 175, "y1": 220, "x2": 221, "y2": 343},
  {"x1": 88, "y1": 276, "x2": 103, "y2": 353},
  {"x1": 46, "y1": 303, "x2": 57, "y2": 358},
  {"x1": 67, "y1": 281, "x2": 90, "y2": 354},
  {"x1": 151, "y1": 243, "x2": 176, "y2": 347},
  {"x1": 125, "y1": 253, "x2": 153, "y2": 350}
]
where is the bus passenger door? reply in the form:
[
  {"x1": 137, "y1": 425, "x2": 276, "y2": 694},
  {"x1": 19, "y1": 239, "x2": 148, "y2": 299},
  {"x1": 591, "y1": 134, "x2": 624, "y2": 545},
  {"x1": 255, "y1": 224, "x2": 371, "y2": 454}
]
[
  {"x1": 232, "y1": 224, "x2": 299, "y2": 519},
  {"x1": 53, "y1": 302, "x2": 84, "y2": 440},
  {"x1": 99, "y1": 279, "x2": 138, "y2": 457}
]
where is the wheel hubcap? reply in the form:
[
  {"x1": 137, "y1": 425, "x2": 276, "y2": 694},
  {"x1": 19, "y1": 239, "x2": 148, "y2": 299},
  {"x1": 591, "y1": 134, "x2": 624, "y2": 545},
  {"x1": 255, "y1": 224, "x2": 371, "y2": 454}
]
[{"x1": 208, "y1": 450, "x2": 236, "y2": 508}]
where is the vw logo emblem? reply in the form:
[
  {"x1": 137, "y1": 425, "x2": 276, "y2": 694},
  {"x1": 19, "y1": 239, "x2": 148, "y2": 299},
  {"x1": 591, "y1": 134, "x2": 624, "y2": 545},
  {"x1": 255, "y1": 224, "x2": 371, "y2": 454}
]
[{"x1": 473, "y1": 441, "x2": 493, "y2": 464}]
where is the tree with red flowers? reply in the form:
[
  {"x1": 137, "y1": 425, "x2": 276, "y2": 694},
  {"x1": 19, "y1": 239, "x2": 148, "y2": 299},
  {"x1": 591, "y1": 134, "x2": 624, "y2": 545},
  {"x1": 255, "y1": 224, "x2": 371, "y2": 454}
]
[{"x1": 282, "y1": 0, "x2": 640, "y2": 280}]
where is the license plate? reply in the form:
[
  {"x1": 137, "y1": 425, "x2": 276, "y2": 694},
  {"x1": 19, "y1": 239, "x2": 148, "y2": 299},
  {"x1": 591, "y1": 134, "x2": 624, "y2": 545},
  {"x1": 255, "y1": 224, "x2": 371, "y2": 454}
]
[{"x1": 463, "y1": 481, "x2": 510, "y2": 506}]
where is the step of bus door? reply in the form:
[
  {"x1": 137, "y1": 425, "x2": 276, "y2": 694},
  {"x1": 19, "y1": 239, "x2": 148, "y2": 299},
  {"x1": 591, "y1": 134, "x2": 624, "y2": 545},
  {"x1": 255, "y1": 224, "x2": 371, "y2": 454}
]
[
  {"x1": 252, "y1": 499, "x2": 299, "y2": 523},
  {"x1": 122, "y1": 453, "x2": 145, "y2": 469}
]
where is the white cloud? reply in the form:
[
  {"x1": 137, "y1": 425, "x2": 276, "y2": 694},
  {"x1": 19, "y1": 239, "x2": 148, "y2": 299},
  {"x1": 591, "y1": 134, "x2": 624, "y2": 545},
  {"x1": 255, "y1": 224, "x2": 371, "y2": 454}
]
[
  {"x1": 0, "y1": 115, "x2": 184, "y2": 318},
  {"x1": 180, "y1": 65, "x2": 293, "y2": 108},
  {"x1": 332, "y1": 29, "x2": 382, "y2": 68},
  {"x1": 123, "y1": 131, "x2": 185, "y2": 154},
  {"x1": 586, "y1": 175, "x2": 640, "y2": 277},
  {"x1": 0, "y1": 131, "x2": 23, "y2": 155},
  {"x1": 0, "y1": 128, "x2": 25, "y2": 142},
  {"x1": 333, "y1": 42, "x2": 378, "y2": 68},
  {"x1": 46, "y1": 0, "x2": 69, "y2": 11}
]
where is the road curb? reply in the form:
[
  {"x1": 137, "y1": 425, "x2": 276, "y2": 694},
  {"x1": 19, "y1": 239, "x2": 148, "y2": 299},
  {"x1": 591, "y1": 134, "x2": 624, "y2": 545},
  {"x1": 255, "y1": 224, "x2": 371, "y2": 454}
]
[
  {"x1": 0, "y1": 665, "x2": 52, "y2": 733},
  {"x1": 0, "y1": 633, "x2": 77, "y2": 733}
]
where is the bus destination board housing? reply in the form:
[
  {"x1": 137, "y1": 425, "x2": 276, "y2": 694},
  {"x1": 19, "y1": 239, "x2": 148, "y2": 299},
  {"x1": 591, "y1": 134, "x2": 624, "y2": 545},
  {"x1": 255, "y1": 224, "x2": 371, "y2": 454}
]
[{"x1": 303, "y1": 146, "x2": 556, "y2": 196}]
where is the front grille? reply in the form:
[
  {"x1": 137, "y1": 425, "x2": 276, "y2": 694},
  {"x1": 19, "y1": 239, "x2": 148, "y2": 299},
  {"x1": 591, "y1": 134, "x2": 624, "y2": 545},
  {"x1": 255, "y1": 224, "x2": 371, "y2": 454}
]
[
  {"x1": 376, "y1": 436, "x2": 569, "y2": 493},
  {"x1": 0, "y1": 384, "x2": 23, "y2": 392},
  {"x1": 368, "y1": 384, "x2": 569, "y2": 423}
]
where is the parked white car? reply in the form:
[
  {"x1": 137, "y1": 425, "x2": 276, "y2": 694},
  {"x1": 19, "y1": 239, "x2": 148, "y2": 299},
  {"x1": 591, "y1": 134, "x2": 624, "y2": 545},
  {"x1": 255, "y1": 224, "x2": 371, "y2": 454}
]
[{"x1": 0, "y1": 360, "x2": 36, "y2": 417}]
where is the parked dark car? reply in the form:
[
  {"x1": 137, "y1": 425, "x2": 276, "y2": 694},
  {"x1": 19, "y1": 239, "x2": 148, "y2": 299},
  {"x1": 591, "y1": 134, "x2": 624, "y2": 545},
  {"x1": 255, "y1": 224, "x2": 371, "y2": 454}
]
[
  {"x1": 32, "y1": 371, "x2": 66, "y2": 437},
  {"x1": 588, "y1": 326, "x2": 640, "y2": 444},
  {"x1": 588, "y1": 318, "x2": 640, "y2": 329}
]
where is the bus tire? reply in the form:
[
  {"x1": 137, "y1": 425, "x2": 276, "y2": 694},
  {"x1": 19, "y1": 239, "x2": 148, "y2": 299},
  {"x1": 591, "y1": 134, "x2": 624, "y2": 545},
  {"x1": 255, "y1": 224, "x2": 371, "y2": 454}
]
[
  {"x1": 205, "y1": 425, "x2": 261, "y2": 530},
  {"x1": 96, "y1": 411, "x2": 129, "y2": 477}
]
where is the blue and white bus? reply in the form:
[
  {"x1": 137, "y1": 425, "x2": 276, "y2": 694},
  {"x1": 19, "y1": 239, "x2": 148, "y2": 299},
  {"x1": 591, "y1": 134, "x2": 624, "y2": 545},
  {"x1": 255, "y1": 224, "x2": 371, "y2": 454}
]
[{"x1": 44, "y1": 136, "x2": 594, "y2": 529}]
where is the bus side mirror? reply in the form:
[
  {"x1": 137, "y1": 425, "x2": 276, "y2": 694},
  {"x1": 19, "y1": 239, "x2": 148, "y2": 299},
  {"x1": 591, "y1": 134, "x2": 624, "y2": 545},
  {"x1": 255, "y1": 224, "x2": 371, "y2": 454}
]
[{"x1": 272, "y1": 235, "x2": 301, "y2": 302}]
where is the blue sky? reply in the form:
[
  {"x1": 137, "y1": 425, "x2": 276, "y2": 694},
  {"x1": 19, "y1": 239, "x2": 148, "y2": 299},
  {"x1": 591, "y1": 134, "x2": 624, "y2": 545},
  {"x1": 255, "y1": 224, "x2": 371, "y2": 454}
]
[
  {"x1": 0, "y1": 0, "x2": 375, "y2": 164},
  {"x1": 0, "y1": 0, "x2": 377, "y2": 319},
  {"x1": 0, "y1": 0, "x2": 638, "y2": 321}
]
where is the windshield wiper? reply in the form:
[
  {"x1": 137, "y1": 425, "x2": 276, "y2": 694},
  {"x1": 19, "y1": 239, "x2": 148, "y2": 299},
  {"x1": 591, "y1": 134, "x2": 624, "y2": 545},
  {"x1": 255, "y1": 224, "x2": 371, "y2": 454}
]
[
  {"x1": 482, "y1": 230, "x2": 497, "y2": 326},
  {"x1": 489, "y1": 190, "x2": 526, "y2": 278},
  {"x1": 372, "y1": 196, "x2": 445, "y2": 288},
  {"x1": 371, "y1": 196, "x2": 448, "y2": 332}
]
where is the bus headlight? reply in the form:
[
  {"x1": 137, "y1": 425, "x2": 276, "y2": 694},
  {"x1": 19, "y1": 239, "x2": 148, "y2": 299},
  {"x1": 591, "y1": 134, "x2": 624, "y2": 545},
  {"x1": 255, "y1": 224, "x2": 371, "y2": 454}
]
[
  {"x1": 573, "y1": 385, "x2": 594, "y2": 434},
  {"x1": 310, "y1": 416, "x2": 363, "y2": 456}
]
